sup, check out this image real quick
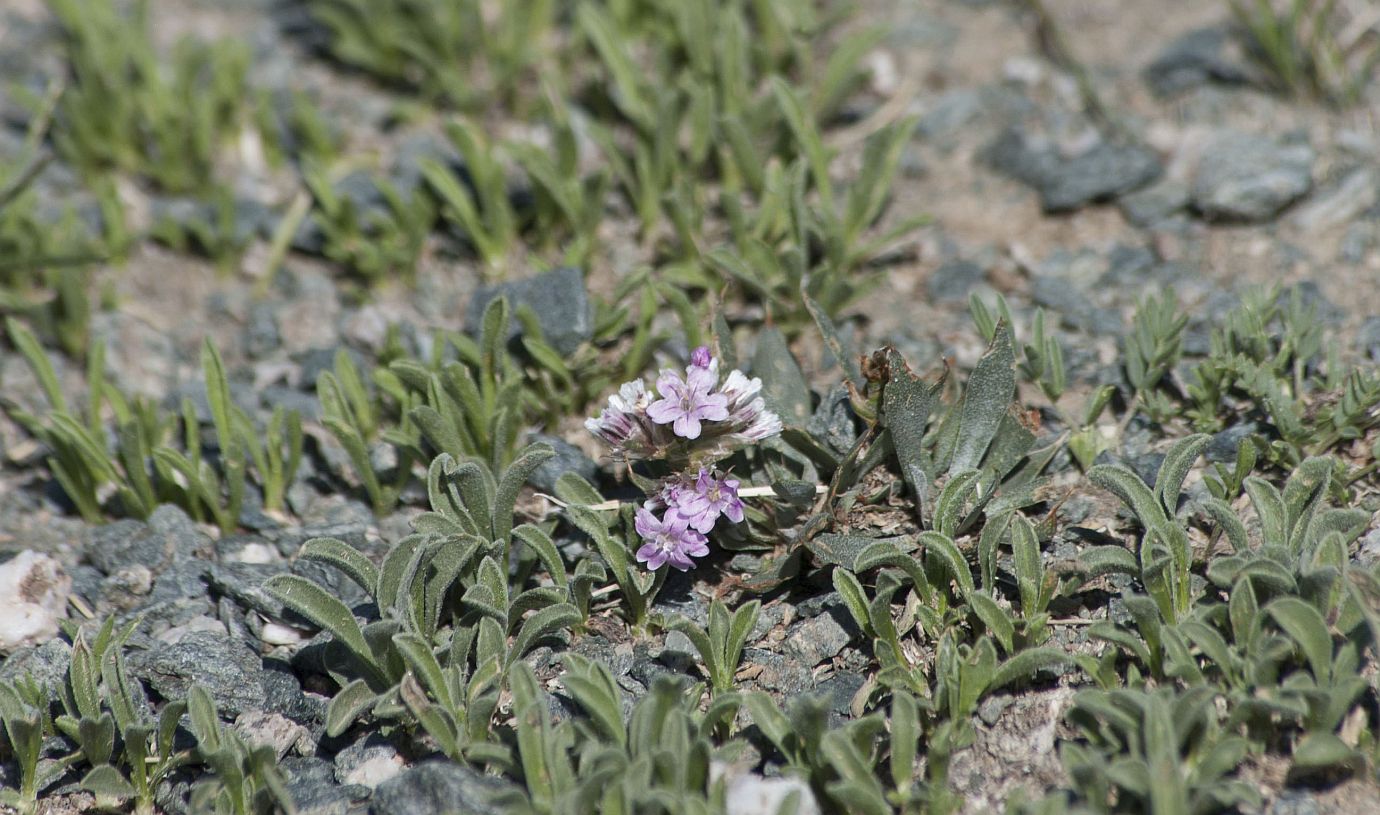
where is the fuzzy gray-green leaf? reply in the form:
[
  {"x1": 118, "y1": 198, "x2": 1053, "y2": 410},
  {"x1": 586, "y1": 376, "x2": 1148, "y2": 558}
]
[{"x1": 952, "y1": 322, "x2": 1015, "y2": 473}]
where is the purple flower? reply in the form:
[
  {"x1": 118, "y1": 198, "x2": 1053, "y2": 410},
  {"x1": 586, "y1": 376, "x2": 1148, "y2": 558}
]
[
  {"x1": 675, "y1": 469, "x2": 745, "y2": 533},
  {"x1": 585, "y1": 379, "x2": 657, "y2": 458},
  {"x1": 634, "y1": 508, "x2": 709, "y2": 571},
  {"x1": 646, "y1": 366, "x2": 729, "y2": 440},
  {"x1": 717, "y1": 370, "x2": 783, "y2": 444},
  {"x1": 690, "y1": 345, "x2": 713, "y2": 369}
]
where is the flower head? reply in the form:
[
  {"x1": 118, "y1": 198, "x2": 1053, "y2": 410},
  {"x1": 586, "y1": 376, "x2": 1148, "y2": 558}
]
[
  {"x1": 586, "y1": 347, "x2": 782, "y2": 466},
  {"x1": 634, "y1": 507, "x2": 709, "y2": 571},
  {"x1": 647, "y1": 366, "x2": 729, "y2": 440},
  {"x1": 675, "y1": 469, "x2": 745, "y2": 533}
]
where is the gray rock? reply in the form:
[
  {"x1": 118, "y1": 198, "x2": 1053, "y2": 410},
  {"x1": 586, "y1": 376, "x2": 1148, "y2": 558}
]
[
  {"x1": 335, "y1": 733, "x2": 404, "y2": 789},
  {"x1": 916, "y1": 86, "x2": 1030, "y2": 146},
  {"x1": 1206, "y1": 423, "x2": 1259, "y2": 464},
  {"x1": 986, "y1": 129, "x2": 1162, "y2": 212},
  {"x1": 526, "y1": 433, "x2": 598, "y2": 494},
  {"x1": 371, "y1": 761, "x2": 525, "y2": 815},
  {"x1": 129, "y1": 629, "x2": 264, "y2": 717},
  {"x1": 1282, "y1": 281, "x2": 1343, "y2": 324},
  {"x1": 1288, "y1": 166, "x2": 1378, "y2": 233},
  {"x1": 244, "y1": 302, "x2": 282, "y2": 360},
  {"x1": 740, "y1": 648, "x2": 812, "y2": 696},
  {"x1": 926, "y1": 259, "x2": 985, "y2": 304},
  {"x1": 1267, "y1": 791, "x2": 1321, "y2": 815},
  {"x1": 1142, "y1": 27, "x2": 1253, "y2": 96},
  {"x1": 85, "y1": 519, "x2": 175, "y2": 576},
  {"x1": 1118, "y1": 179, "x2": 1190, "y2": 227},
  {"x1": 1031, "y1": 275, "x2": 1120, "y2": 335},
  {"x1": 284, "y1": 757, "x2": 353, "y2": 815},
  {"x1": 658, "y1": 630, "x2": 697, "y2": 673},
  {"x1": 784, "y1": 610, "x2": 855, "y2": 666},
  {"x1": 807, "y1": 386, "x2": 857, "y2": 456},
  {"x1": 1358, "y1": 526, "x2": 1380, "y2": 568},
  {"x1": 1340, "y1": 222, "x2": 1374, "y2": 264},
  {"x1": 0, "y1": 638, "x2": 72, "y2": 693},
  {"x1": 1191, "y1": 132, "x2": 1314, "y2": 222},
  {"x1": 261, "y1": 658, "x2": 322, "y2": 725},
  {"x1": 815, "y1": 671, "x2": 866, "y2": 716},
  {"x1": 1358, "y1": 316, "x2": 1380, "y2": 362},
  {"x1": 464, "y1": 266, "x2": 593, "y2": 356}
]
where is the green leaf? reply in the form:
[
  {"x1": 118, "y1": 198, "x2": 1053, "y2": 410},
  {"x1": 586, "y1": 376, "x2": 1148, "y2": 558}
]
[
  {"x1": 1291, "y1": 732, "x2": 1360, "y2": 772},
  {"x1": 989, "y1": 647, "x2": 1074, "y2": 691},
  {"x1": 1244, "y1": 476, "x2": 1287, "y2": 548},
  {"x1": 833, "y1": 568, "x2": 872, "y2": 636},
  {"x1": 512, "y1": 524, "x2": 568, "y2": 585},
  {"x1": 1153, "y1": 433, "x2": 1209, "y2": 518},
  {"x1": 298, "y1": 537, "x2": 380, "y2": 598},
  {"x1": 494, "y1": 443, "x2": 554, "y2": 544},
  {"x1": 968, "y1": 592, "x2": 1015, "y2": 654},
  {"x1": 325, "y1": 679, "x2": 377, "y2": 738},
  {"x1": 80, "y1": 764, "x2": 134, "y2": 802},
  {"x1": 263, "y1": 575, "x2": 376, "y2": 680},
  {"x1": 1267, "y1": 597, "x2": 1334, "y2": 684},
  {"x1": 1089, "y1": 463, "x2": 1168, "y2": 531},
  {"x1": 753, "y1": 326, "x2": 811, "y2": 427},
  {"x1": 509, "y1": 603, "x2": 580, "y2": 667},
  {"x1": 952, "y1": 322, "x2": 1016, "y2": 473},
  {"x1": 881, "y1": 348, "x2": 945, "y2": 502}
]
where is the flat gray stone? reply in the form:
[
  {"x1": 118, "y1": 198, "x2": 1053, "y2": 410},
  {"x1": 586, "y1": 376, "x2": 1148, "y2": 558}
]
[
  {"x1": 1191, "y1": 131, "x2": 1314, "y2": 222},
  {"x1": 465, "y1": 266, "x2": 593, "y2": 356}
]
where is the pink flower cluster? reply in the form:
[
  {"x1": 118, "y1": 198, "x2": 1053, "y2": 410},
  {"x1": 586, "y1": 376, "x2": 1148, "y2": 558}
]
[
  {"x1": 585, "y1": 346, "x2": 782, "y2": 462},
  {"x1": 586, "y1": 346, "x2": 781, "y2": 572},
  {"x1": 634, "y1": 470, "x2": 744, "y2": 571}
]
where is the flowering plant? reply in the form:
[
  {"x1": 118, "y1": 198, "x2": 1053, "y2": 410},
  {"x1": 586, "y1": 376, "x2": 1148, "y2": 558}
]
[{"x1": 585, "y1": 346, "x2": 781, "y2": 571}]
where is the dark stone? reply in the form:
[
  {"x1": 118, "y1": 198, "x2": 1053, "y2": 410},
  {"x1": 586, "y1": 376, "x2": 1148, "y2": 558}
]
[
  {"x1": 1207, "y1": 422, "x2": 1260, "y2": 464},
  {"x1": 1118, "y1": 179, "x2": 1190, "y2": 227},
  {"x1": 244, "y1": 302, "x2": 282, "y2": 359},
  {"x1": 371, "y1": 761, "x2": 525, "y2": 815},
  {"x1": 464, "y1": 267, "x2": 593, "y2": 356},
  {"x1": 926, "y1": 259, "x2": 985, "y2": 304},
  {"x1": 739, "y1": 648, "x2": 812, "y2": 696},
  {"x1": 147, "y1": 559, "x2": 213, "y2": 605},
  {"x1": 206, "y1": 562, "x2": 293, "y2": 618},
  {"x1": 1142, "y1": 27, "x2": 1253, "y2": 96},
  {"x1": 1191, "y1": 131, "x2": 1314, "y2": 222},
  {"x1": 283, "y1": 757, "x2": 354, "y2": 815},
  {"x1": 85, "y1": 519, "x2": 172, "y2": 576},
  {"x1": 526, "y1": 433, "x2": 598, "y2": 494},
  {"x1": 262, "y1": 658, "x2": 323, "y2": 725},
  {"x1": 784, "y1": 609, "x2": 855, "y2": 666},
  {"x1": 1358, "y1": 316, "x2": 1380, "y2": 362},
  {"x1": 298, "y1": 346, "x2": 367, "y2": 391},
  {"x1": 985, "y1": 129, "x2": 1162, "y2": 212},
  {"x1": 816, "y1": 671, "x2": 867, "y2": 717},
  {"x1": 1127, "y1": 452, "x2": 1165, "y2": 490},
  {"x1": 807, "y1": 386, "x2": 857, "y2": 456},
  {"x1": 1281, "y1": 281, "x2": 1343, "y2": 324},
  {"x1": 1031, "y1": 275, "x2": 1121, "y2": 335},
  {"x1": 0, "y1": 638, "x2": 72, "y2": 693},
  {"x1": 128, "y1": 630, "x2": 265, "y2": 716}
]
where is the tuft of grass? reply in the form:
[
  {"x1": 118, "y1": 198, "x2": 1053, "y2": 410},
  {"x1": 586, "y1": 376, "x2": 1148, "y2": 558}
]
[
  {"x1": 33, "y1": 0, "x2": 251, "y2": 193},
  {"x1": 1230, "y1": 0, "x2": 1380, "y2": 106}
]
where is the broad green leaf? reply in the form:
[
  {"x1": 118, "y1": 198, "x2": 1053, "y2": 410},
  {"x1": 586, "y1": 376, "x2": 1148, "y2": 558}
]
[
  {"x1": 753, "y1": 326, "x2": 811, "y2": 427},
  {"x1": 299, "y1": 537, "x2": 379, "y2": 598},
  {"x1": 1267, "y1": 597, "x2": 1334, "y2": 684},
  {"x1": 264, "y1": 575, "x2": 375, "y2": 676},
  {"x1": 1153, "y1": 434, "x2": 1209, "y2": 518},
  {"x1": 952, "y1": 323, "x2": 1015, "y2": 473}
]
